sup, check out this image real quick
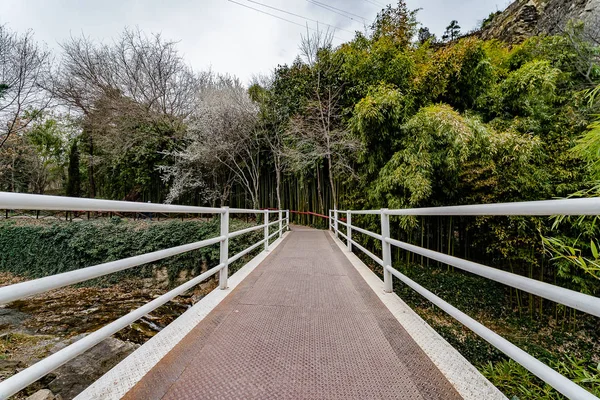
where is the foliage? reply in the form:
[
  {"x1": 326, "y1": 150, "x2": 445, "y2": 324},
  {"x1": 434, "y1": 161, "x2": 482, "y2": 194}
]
[
  {"x1": 338, "y1": 34, "x2": 415, "y2": 104},
  {"x1": 0, "y1": 24, "x2": 52, "y2": 149},
  {"x1": 349, "y1": 83, "x2": 410, "y2": 177},
  {"x1": 496, "y1": 60, "x2": 561, "y2": 118},
  {"x1": 482, "y1": 358, "x2": 600, "y2": 399},
  {"x1": 572, "y1": 85, "x2": 600, "y2": 179},
  {"x1": 370, "y1": 1, "x2": 418, "y2": 48},
  {"x1": 371, "y1": 104, "x2": 540, "y2": 209},
  {"x1": 163, "y1": 74, "x2": 261, "y2": 207},
  {"x1": 414, "y1": 38, "x2": 494, "y2": 111},
  {"x1": 417, "y1": 27, "x2": 435, "y2": 45},
  {"x1": 0, "y1": 219, "x2": 262, "y2": 285}
]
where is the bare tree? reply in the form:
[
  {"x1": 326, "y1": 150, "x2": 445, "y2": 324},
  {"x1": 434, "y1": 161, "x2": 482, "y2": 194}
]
[
  {"x1": 52, "y1": 27, "x2": 198, "y2": 118},
  {"x1": 163, "y1": 75, "x2": 263, "y2": 208},
  {"x1": 50, "y1": 27, "x2": 199, "y2": 197},
  {"x1": 299, "y1": 27, "x2": 334, "y2": 66},
  {"x1": 0, "y1": 25, "x2": 52, "y2": 149},
  {"x1": 285, "y1": 39, "x2": 361, "y2": 210}
]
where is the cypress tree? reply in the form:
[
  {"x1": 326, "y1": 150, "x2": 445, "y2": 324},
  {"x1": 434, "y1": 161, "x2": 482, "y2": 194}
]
[{"x1": 66, "y1": 140, "x2": 81, "y2": 197}]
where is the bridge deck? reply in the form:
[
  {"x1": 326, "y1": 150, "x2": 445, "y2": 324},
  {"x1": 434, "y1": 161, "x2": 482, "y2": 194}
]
[{"x1": 123, "y1": 227, "x2": 462, "y2": 399}]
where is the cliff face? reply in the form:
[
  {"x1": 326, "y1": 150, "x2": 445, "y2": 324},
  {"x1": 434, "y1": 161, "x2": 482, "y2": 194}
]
[{"x1": 479, "y1": 0, "x2": 600, "y2": 43}]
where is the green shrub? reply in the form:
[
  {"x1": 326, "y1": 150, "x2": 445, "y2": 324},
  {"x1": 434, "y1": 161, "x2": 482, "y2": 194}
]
[
  {"x1": 0, "y1": 218, "x2": 263, "y2": 285},
  {"x1": 482, "y1": 358, "x2": 600, "y2": 399}
]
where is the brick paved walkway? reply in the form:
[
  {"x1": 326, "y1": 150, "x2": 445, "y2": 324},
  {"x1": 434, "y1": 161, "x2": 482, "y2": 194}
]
[{"x1": 123, "y1": 228, "x2": 462, "y2": 399}]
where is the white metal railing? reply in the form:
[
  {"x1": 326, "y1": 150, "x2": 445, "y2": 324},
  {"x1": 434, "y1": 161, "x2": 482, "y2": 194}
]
[
  {"x1": 330, "y1": 198, "x2": 600, "y2": 400},
  {"x1": 0, "y1": 192, "x2": 289, "y2": 399}
]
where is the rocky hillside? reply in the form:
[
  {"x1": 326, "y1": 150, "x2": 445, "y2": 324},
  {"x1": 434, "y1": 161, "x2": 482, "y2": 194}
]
[{"x1": 479, "y1": 0, "x2": 600, "y2": 43}]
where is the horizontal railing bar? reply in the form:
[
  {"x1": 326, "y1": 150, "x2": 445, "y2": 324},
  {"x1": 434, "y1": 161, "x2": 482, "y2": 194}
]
[
  {"x1": 337, "y1": 220, "x2": 348, "y2": 228},
  {"x1": 0, "y1": 192, "x2": 224, "y2": 214},
  {"x1": 385, "y1": 265, "x2": 598, "y2": 400},
  {"x1": 229, "y1": 209, "x2": 285, "y2": 214},
  {"x1": 385, "y1": 237, "x2": 600, "y2": 318},
  {"x1": 228, "y1": 238, "x2": 268, "y2": 264},
  {"x1": 337, "y1": 231, "x2": 348, "y2": 240},
  {"x1": 341, "y1": 198, "x2": 600, "y2": 217},
  {"x1": 350, "y1": 238, "x2": 383, "y2": 266},
  {"x1": 386, "y1": 198, "x2": 600, "y2": 216},
  {"x1": 0, "y1": 264, "x2": 225, "y2": 399},
  {"x1": 268, "y1": 226, "x2": 286, "y2": 241},
  {"x1": 228, "y1": 208, "x2": 264, "y2": 214},
  {"x1": 343, "y1": 210, "x2": 381, "y2": 215},
  {"x1": 350, "y1": 225, "x2": 382, "y2": 241},
  {"x1": 228, "y1": 224, "x2": 265, "y2": 239},
  {"x1": 0, "y1": 236, "x2": 225, "y2": 305},
  {"x1": 268, "y1": 219, "x2": 282, "y2": 227}
]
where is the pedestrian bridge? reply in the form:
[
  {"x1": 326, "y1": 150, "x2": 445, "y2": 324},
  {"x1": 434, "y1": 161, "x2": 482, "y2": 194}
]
[{"x1": 0, "y1": 193, "x2": 599, "y2": 399}]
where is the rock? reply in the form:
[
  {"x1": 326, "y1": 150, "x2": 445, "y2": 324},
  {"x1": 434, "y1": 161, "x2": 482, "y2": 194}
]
[
  {"x1": 48, "y1": 337, "x2": 139, "y2": 400},
  {"x1": 26, "y1": 389, "x2": 60, "y2": 400},
  {"x1": 479, "y1": 0, "x2": 600, "y2": 44},
  {"x1": 0, "y1": 358, "x2": 26, "y2": 378},
  {"x1": 0, "y1": 308, "x2": 31, "y2": 334}
]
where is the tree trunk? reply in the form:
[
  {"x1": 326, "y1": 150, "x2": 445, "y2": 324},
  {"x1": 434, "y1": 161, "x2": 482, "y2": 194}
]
[
  {"x1": 327, "y1": 154, "x2": 337, "y2": 209},
  {"x1": 88, "y1": 135, "x2": 96, "y2": 198},
  {"x1": 316, "y1": 163, "x2": 324, "y2": 214},
  {"x1": 275, "y1": 156, "x2": 282, "y2": 210}
]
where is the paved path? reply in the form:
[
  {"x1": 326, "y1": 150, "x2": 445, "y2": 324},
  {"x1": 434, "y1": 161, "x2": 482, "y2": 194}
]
[{"x1": 123, "y1": 227, "x2": 462, "y2": 399}]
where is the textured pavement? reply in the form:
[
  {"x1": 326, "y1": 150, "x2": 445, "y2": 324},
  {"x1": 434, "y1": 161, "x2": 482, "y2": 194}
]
[{"x1": 123, "y1": 227, "x2": 462, "y2": 399}]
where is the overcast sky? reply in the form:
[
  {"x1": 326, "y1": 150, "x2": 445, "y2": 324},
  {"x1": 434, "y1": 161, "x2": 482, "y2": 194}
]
[{"x1": 2, "y1": 0, "x2": 511, "y2": 83}]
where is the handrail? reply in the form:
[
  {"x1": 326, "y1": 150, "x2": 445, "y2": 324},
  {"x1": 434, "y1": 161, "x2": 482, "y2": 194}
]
[
  {"x1": 330, "y1": 199, "x2": 600, "y2": 400},
  {"x1": 350, "y1": 225, "x2": 383, "y2": 241},
  {"x1": 0, "y1": 192, "x2": 290, "y2": 398},
  {"x1": 0, "y1": 192, "x2": 224, "y2": 214},
  {"x1": 267, "y1": 219, "x2": 281, "y2": 227},
  {"x1": 228, "y1": 238, "x2": 268, "y2": 265},
  {"x1": 349, "y1": 238, "x2": 383, "y2": 266},
  {"x1": 385, "y1": 265, "x2": 598, "y2": 400},
  {"x1": 263, "y1": 208, "x2": 329, "y2": 219},
  {"x1": 228, "y1": 224, "x2": 264, "y2": 239},
  {"x1": 339, "y1": 198, "x2": 600, "y2": 216},
  {"x1": 384, "y1": 237, "x2": 600, "y2": 318},
  {"x1": 229, "y1": 208, "x2": 269, "y2": 214},
  {"x1": 0, "y1": 236, "x2": 225, "y2": 305},
  {"x1": 0, "y1": 264, "x2": 224, "y2": 399}
]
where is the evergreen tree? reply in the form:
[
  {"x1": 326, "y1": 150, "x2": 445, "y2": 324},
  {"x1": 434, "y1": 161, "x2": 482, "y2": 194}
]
[
  {"x1": 417, "y1": 27, "x2": 435, "y2": 44},
  {"x1": 66, "y1": 140, "x2": 81, "y2": 197},
  {"x1": 442, "y1": 20, "x2": 461, "y2": 42}
]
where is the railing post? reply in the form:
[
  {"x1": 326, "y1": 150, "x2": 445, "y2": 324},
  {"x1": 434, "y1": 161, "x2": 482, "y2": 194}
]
[
  {"x1": 264, "y1": 210, "x2": 269, "y2": 252},
  {"x1": 381, "y1": 209, "x2": 393, "y2": 293},
  {"x1": 286, "y1": 210, "x2": 290, "y2": 230},
  {"x1": 346, "y1": 211, "x2": 352, "y2": 252},
  {"x1": 278, "y1": 210, "x2": 283, "y2": 238},
  {"x1": 334, "y1": 209, "x2": 339, "y2": 238},
  {"x1": 219, "y1": 207, "x2": 229, "y2": 290},
  {"x1": 329, "y1": 210, "x2": 332, "y2": 230}
]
